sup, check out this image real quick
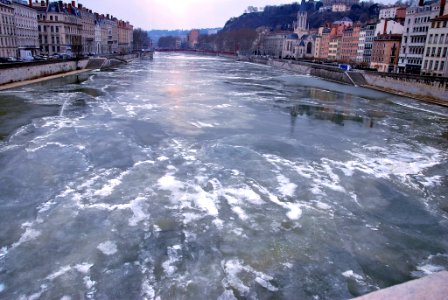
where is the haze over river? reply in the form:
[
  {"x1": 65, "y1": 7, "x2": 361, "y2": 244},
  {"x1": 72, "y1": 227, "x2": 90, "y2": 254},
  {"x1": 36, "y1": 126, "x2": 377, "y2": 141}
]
[{"x1": 0, "y1": 53, "x2": 448, "y2": 299}]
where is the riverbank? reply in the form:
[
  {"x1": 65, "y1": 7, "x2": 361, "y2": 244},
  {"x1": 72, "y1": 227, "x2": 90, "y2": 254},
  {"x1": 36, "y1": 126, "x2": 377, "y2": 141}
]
[
  {"x1": 0, "y1": 69, "x2": 90, "y2": 91},
  {"x1": 239, "y1": 56, "x2": 448, "y2": 107},
  {"x1": 0, "y1": 53, "x2": 143, "y2": 89}
]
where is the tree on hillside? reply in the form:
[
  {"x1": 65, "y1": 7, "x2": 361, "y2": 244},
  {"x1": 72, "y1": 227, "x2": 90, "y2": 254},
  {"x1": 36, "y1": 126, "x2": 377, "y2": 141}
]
[
  {"x1": 213, "y1": 28, "x2": 258, "y2": 53},
  {"x1": 198, "y1": 34, "x2": 217, "y2": 51},
  {"x1": 245, "y1": 6, "x2": 259, "y2": 13},
  {"x1": 158, "y1": 36, "x2": 178, "y2": 49}
]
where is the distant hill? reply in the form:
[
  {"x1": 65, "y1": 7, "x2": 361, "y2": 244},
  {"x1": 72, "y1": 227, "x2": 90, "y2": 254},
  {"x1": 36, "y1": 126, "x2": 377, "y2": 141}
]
[{"x1": 148, "y1": 28, "x2": 222, "y2": 44}]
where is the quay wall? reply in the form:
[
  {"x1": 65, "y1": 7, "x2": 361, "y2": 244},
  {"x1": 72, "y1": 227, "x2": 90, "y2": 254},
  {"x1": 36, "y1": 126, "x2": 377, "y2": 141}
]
[
  {"x1": 363, "y1": 72, "x2": 448, "y2": 104},
  {"x1": 0, "y1": 59, "x2": 88, "y2": 85},
  {"x1": 267, "y1": 59, "x2": 355, "y2": 85},
  {"x1": 0, "y1": 53, "x2": 140, "y2": 86}
]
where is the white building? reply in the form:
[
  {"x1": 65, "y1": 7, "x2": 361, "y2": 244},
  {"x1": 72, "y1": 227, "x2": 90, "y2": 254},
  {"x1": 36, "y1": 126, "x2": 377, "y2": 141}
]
[
  {"x1": 260, "y1": 31, "x2": 288, "y2": 58},
  {"x1": 379, "y1": 6, "x2": 405, "y2": 20},
  {"x1": 332, "y1": 3, "x2": 348, "y2": 12},
  {"x1": 421, "y1": 14, "x2": 448, "y2": 76},
  {"x1": 356, "y1": 28, "x2": 366, "y2": 63},
  {"x1": 375, "y1": 19, "x2": 405, "y2": 36},
  {"x1": 361, "y1": 23, "x2": 376, "y2": 64},
  {"x1": 12, "y1": 0, "x2": 38, "y2": 60},
  {"x1": 398, "y1": 0, "x2": 444, "y2": 74}
]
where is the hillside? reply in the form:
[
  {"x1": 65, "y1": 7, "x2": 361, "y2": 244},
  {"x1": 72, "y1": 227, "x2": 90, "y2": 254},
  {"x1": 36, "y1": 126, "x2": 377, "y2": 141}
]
[{"x1": 221, "y1": 1, "x2": 381, "y2": 31}]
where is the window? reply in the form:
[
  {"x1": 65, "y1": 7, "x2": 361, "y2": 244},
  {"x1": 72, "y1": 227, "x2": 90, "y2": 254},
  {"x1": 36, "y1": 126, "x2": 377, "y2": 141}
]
[
  {"x1": 434, "y1": 61, "x2": 439, "y2": 70},
  {"x1": 424, "y1": 60, "x2": 428, "y2": 69},
  {"x1": 441, "y1": 61, "x2": 445, "y2": 71}
]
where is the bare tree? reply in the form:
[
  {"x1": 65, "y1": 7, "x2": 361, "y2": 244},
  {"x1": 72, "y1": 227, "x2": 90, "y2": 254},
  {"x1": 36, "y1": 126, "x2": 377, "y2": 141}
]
[{"x1": 133, "y1": 28, "x2": 152, "y2": 50}]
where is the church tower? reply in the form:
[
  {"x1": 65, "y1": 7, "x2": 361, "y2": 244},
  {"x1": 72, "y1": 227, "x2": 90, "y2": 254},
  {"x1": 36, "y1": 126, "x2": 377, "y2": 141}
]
[{"x1": 294, "y1": 0, "x2": 308, "y2": 37}]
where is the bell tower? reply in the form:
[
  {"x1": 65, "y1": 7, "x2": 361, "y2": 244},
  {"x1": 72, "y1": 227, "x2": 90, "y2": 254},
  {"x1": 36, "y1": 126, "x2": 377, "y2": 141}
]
[{"x1": 294, "y1": 0, "x2": 308, "y2": 37}]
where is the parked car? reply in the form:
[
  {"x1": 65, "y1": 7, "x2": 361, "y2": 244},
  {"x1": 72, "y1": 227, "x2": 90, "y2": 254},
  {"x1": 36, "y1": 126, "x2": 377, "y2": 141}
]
[
  {"x1": 33, "y1": 55, "x2": 46, "y2": 61},
  {"x1": 58, "y1": 53, "x2": 73, "y2": 59}
]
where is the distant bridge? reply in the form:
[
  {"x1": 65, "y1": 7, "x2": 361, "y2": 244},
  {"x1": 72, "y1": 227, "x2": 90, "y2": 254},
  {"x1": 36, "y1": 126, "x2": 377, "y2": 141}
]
[{"x1": 155, "y1": 49, "x2": 237, "y2": 56}]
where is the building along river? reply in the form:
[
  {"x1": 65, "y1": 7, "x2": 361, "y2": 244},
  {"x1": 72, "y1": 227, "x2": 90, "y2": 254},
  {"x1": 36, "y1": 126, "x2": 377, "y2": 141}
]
[{"x1": 0, "y1": 53, "x2": 447, "y2": 299}]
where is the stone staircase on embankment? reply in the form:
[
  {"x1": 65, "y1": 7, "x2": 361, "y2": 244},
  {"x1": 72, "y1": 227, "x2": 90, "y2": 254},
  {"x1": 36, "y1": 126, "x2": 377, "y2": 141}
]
[
  {"x1": 84, "y1": 58, "x2": 107, "y2": 70},
  {"x1": 347, "y1": 71, "x2": 368, "y2": 87}
]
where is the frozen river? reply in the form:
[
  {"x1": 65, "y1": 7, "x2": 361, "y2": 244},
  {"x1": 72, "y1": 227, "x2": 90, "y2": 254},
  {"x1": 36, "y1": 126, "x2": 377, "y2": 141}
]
[{"x1": 0, "y1": 53, "x2": 447, "y2": 299}]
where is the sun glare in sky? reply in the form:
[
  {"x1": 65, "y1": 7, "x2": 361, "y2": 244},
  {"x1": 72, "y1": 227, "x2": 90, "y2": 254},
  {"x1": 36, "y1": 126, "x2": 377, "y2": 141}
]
[{"x1": 78, "y1": 0, "x2": 395, "y2": 29}]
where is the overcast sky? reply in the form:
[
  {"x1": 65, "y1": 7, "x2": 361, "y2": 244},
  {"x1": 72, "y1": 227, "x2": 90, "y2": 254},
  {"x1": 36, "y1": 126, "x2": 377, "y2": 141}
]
[{"x1": 73, "y1": 0, "x2": 319, "y2": 30}]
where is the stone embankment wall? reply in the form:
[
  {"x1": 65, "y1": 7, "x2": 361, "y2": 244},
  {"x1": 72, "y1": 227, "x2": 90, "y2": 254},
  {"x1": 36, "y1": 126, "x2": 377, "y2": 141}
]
[
  {"x1": 268, "y1": 59, "x2": 357, "y2": 85},
  {"x1": 0, "y1": 59, "x2": 88, "y2": 85},
  {"x1": 363, "y1": 72, "x2": 448, "y2": 104},
  {"x1": 0, "y1": 53, "x2": 141, "y2": 86}
]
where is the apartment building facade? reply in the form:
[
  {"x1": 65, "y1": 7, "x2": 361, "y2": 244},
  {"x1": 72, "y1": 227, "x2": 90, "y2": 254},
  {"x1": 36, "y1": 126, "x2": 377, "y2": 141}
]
[
  {"x1": 117, "y1": 20, "x2": 133, "y2": 54},
  {"x1": 371, "y1": 34, "x2": 402, "y2": 72},
  {"x1": 421, "y1": 14, "x2": 448, "y2": 76},
  {"x1": 78, "y1": 3, "x2": 95, "y2": 55},
  {"x1": 0, "y1": 0, "x2": 17, "y2": 58},
  {"x1": 361, "y1": 23, "x2": 376, "y2": 64},
  {"x1": 12, "y1": 0, "x2": 38, "y2": 59},
  {"x1": 35, "y1": 0, "x2": 82, "y2": 56},
  {"x1": 398, "y1": 0, "x2": 443, "y2": 73},
  {"x1": 340, "y1": 25, "x2": 361, "y2": 62}
]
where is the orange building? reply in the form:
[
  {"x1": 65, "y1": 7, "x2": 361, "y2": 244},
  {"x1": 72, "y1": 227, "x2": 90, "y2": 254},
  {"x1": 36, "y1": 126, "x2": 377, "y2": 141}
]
[
  {"x1": 318, "y1": 27, "x2": 332, "y2": 60},
  {"x1": 187, "y1": 29, "x2": 199, "y2": 49},
  {"x1": 370, "y1": 34, "x2": 402, "y2": 72}
]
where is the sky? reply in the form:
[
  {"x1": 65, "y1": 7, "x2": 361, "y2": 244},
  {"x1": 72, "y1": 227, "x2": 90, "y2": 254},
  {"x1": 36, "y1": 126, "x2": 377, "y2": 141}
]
[{"x1": 75, "y1": 0, "x2": 300, "y2": 30}]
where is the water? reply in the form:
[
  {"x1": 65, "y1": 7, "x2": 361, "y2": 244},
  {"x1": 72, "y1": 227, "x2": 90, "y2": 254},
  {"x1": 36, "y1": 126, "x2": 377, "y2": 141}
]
[{"x1": 0, "y1": 53, "x2": 447, "y2": 299}]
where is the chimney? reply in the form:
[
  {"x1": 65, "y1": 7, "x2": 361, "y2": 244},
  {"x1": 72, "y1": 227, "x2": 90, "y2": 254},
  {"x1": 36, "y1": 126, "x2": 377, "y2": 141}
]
[
  {"x1": 440, "y1": 0, "x2": 446, "y2": 16},
  {"x1": 419, "y1": 0, "x2": 424, "y2": 6},
  {"x1": 383, "y1": 19, "x2": 388, "y2": 34},
  {"x1": 29, "y1": 0, "x2": 32, "y2": 7},
  {"x1": 40, "y1": 0, "x2": 44, "y2": 6},
  {"x1": 45, "y1": 0, "x2": 48, "y2": 6}
]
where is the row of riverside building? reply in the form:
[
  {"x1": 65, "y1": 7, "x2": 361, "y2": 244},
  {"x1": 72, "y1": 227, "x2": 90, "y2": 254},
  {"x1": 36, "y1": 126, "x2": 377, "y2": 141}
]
[
  {"x1": 255, "y1": 0, "x2": 448, "y2": 77},
  {"x1": 0, "y1": 0, "x2": 133, "y2": 60}
]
